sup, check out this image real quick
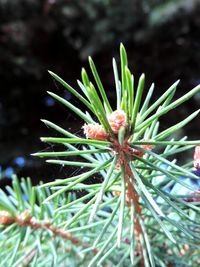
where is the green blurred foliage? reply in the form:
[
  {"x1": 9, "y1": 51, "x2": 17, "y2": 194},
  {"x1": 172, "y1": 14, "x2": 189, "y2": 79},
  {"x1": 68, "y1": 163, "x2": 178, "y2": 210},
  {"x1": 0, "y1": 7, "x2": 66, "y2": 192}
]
[{"x1": 0, "y1": 0, "x2": 199, "y2": 80}]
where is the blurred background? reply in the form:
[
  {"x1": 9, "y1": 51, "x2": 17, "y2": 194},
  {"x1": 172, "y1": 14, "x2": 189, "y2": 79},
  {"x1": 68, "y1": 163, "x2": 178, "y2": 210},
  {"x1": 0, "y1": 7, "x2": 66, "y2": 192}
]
[{"x1": 0, "y1": 0, "x2": 200, "y2": 187}]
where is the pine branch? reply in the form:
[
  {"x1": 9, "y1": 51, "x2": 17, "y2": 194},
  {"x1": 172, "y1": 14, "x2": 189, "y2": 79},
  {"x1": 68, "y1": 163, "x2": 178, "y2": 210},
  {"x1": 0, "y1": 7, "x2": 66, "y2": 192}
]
[
  {"x1": 1, "y1": 44, "x2": 200, "y2": 266},
  {"x1": 0, "y1": 210, "x2": 81, "y2": 245}
]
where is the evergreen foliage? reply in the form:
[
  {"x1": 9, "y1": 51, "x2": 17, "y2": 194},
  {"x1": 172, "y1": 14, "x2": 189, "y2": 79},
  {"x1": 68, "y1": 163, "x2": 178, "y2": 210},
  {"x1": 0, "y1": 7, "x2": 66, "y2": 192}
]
[{"x1": 0, "y1": 44, "x2": 200, "y2": 266}]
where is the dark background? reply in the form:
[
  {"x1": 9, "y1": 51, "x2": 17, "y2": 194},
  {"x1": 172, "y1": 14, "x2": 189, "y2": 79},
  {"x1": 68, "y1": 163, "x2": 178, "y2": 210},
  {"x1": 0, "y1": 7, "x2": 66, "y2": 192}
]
[{"x1": 0, "y1": 0, "x2": 200, "y2": 186}]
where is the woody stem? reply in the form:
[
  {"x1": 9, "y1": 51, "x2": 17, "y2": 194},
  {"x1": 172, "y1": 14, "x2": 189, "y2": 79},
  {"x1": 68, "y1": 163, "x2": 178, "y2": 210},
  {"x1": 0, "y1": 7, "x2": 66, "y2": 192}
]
[
  {"x1": 111, "y1": 138, "x2": 144, "y2": 256},
  {"x1": 124, "y1": 159, "x2": 143, "y2": 255}
]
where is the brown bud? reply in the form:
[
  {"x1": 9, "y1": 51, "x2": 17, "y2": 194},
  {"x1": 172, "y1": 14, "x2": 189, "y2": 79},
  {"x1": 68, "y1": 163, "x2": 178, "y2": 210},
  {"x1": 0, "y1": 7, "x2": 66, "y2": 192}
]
[
  {"x1": 83, "y1": 123, "x2": 108, "y2": 141},
  {"x1": 0, "y1": 211, "x2": 15, "y2": 225},
  {"x1": 107, "y1": 110, "x2": 126, "y2": 134},
  {"x1": 194, "y1": 145, "x2": 200, "y2": 169}
]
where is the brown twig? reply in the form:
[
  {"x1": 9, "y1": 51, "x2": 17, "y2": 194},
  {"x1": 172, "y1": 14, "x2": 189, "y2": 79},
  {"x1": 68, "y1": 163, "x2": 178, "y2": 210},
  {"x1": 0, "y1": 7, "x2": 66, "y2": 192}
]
[
  {"x1": 0, "y1": 210, "x2": 80, "y2": 245},
  {"x1": 0, "y1": 209, "x2": 99, "y2": 266},
  {"x1": 111, "y1": 137, "x2": 153, "y2": 262}
]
